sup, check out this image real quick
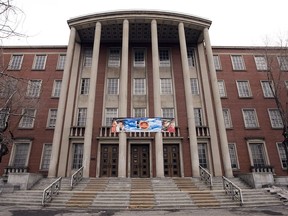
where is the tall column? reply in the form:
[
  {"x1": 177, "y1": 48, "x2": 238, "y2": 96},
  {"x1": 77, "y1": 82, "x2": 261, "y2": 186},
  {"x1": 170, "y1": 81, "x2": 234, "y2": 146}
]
[
  {"x1": 83, "y1": 22, "x2": 102, "y2": 177},
  {"x1": 203, "y1": 28, "x2": 233, "y2": 177},
  {"x1": 151, "y1": 19, "x2": 164, "y2": 177},
  {"x1": 118, "y1": 19, "x2": 129, "y2": 177},
  {"x1": 48, "y1": 27, "x2": 76, "y2": 177},
  {"x1": 178, "y1": 23, "x2": 200, "y2": 177}
]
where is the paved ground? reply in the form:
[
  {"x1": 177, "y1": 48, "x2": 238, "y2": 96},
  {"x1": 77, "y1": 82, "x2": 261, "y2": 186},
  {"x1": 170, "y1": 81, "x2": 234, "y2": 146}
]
[{"x1": 0, "y1": 205, "x2": 288, "y2": 216}]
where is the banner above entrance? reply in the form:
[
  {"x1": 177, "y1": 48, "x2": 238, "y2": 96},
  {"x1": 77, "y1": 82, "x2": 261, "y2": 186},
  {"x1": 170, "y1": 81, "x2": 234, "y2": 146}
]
[{"x1": 111, "y1": 117, "x2": 175, "y2": 133}]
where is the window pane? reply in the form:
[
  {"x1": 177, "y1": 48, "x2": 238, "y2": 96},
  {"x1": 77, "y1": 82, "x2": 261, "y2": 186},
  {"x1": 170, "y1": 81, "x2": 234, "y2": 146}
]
[
  {"x1": 159, "y1": 49, "x2": 170, "y2": 67},
  {"x1": 162, "y1": 108, "x2": 174, "y2": 118},
  {"x1": 160, "y1": 79, "x2": 172, "y2": 94},
  {"x1": 261, "y1": 81, "x2": 274, "y2": 98},
  {"x1": 194, "y1": 108, "x2": 203, "y2": 126},
  {"x1": 277, "y1": 56, "x2": 288, "y2": 71},
  {"x1": 198, "y1": 143, "x2": 208, "y2": 168},
  {"x1": 134, "y1": 78, "x2": 146, "y2": 95},
  {"x1": 13, "y1": 143, "x2": 29, "y2": 167},
  {"x1": 250, "y1": 143, "x2": 266, "y2": 167},
  {"x1": 134, "y1": 108, "x2": 146, "y2": 117},
  {"x1": 77, "y1": 108, "x2": 87, "y2": 127},
  {"x1": 107, "y1": 78, "x2": 119, "y2": 95},
  {"x1": 268, "y1": 109, "x2": 283, "y2": 128},
  {"x1": 48, "y1": 109, "x2": 57, "y2": 128},
  {"x1": 134, "y1": 49, "x2": 145, "y2": 67},
  {"x1": 33, "y1": 55, "x2": 46, "y2": 70},
  {"x1": 254, "y1": 56, "x2": 267, "y2": 71},
  {"x1": 190, "y1": 78, "x2": 199, "y2": 95},
  {"x1": 223, "y1": 108, "x2": 232, "y2": 128},
  {"x1": 108, "y1": 48, "x2": 120, "y2": 67},
  {"x1": 0, "y1": 108, "x2": 9, "y2": 129},
  {"x1": 187, "y1": 48, "x2": 195, "y2": 67},
  {"x1": 213, "y1": 55, "x2": 221, "y2": 70},
  {"x1": 41, "y1": 144, "x2": 52, "y2": 170},
  {"x1": 57, "y1": 54, "x2": 66, "y2": 70},
  {"x1": 52, "y1": 80, "x2": 62, "y2": 97},
  {"x1": 218, "y1": 80, "x2": 226, "y2": 97},
  {"x1": 277, "y1": 142, "x2": 287, "y2": 169},
  {"x1": 84, "y1": 48, "x2": 92, "y2": 67},
  {"x1": 72, "y1": 143, "x2": 83, "y2": 169},
  {"x1": 228, "y1": 144, "x2": 238, "y2": 169},
  {"x1": 8, "y1": 54, "x2": 23, "y2": 70},
  {"x1": 243, "y1": 109, "x2": 258, "y2": 128},
  {"x1": 237, "y1": 81, "x2": 252, "y2": 97},
  {"x1": 105, "y1": 108, "x2": 118, "y2": 126},
  {"x1": 231, "y1": 55, "x2": 245, "y2": 70},
  {"x1": 19, "y1": 109, "x2": 36, "y2": 128},
  {"x1": 81, "y1": 78, "x2": 90, "y2": 95},
  {"x1": 27, "y1": 80, "x2": 42, "y2": 98}
]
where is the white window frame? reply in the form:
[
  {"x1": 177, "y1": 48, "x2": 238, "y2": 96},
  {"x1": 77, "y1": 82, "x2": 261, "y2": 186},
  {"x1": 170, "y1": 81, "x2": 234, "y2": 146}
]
[
  {"x1": 8, "y1": 54, "x2": 23, "y2": 70},
  {"x1": 254, "y1": 55, "x2": 268, "y2": 71},
  {"x1": 194, "y1": 108, "x2": 203, "y2": 126},
  {"x1": 77, "y1": 108, "x2": 87, "y2": 127},
  {"x1": 198, "y1": 143, "x2": 209, "y2": 168},
  {"x1": 72, "y1": 143, "x2": 84, "y2": 170},
  {"x1": 160, "y1": 78, "x2": 173, "y2": 95},
  {"x1": 107, "y1": 78, "x2": 119, "y2": 95},
  {"x1": 134, "y1": 48, "x2": 145, "y2": 67},
  {"x1": 190, "y1": 78, "x2": 199, "y2": 95},
  {"x1": 56, "y1": 54, "x2": 66, "y2": 70},
  {"x1": 133, "y1": 78, "x2": 146, "y2": 95},
  {"x1": 187, "y1": 47, "x2": 195, "y2": 67},
  {"x1": 276, "y1": 142, "x2": 287, "y2": 170},
  {"x1": 162, "y1": 108, "x2": 175, "y2": 118},
  {"x1": 32, "y1": 54, "x2": 47, "y2": 70},
  {"x1": 108, "y1": 48, "x2": 120, "y2": 67},
  {"x1": 159, "y1": 49, "x2": 170, "y2": 67},
  {"x1": 83, "y1": 48, "x2": 92, "y2": 67},
  {"x1": 231, "y1": 55, "x2": 246, "y2": 71},
  {"x1": 247, "y1": 140, "x2": 269, "y2": 167},
  {"x1": 228, "y1": 143, "x2": 239, "y2": 169},
  {"x1": 0, "y1": 108, "x2": 10, "y2": 129},
  {"x1": 236, "y1": 80, "x2": 252, "y2": 98},
  {"x1": 40, "y1": 143, "x2": 52, "y2": 170},
  {"x1": 19, "y1": 108, "x2": 36, "y2": 128},
  {"x1": 213, "y1": 55, "x2": 222, "y2": 71},
  {"x1": 261, "y1": 81, "x2": 274, "y2": 98},
  {"x1": 223, "y1": 108, "x2": 233, "y2": 128},
  {"x1": 242, "y1": 108, "x2": 259, "y2": 128},
  {"x1": 80, "y1": 78, "x2": 90, "y2": 95},
  {"x1": 47, "y1": 108, "x2": 57, "y2": 128},
  {"x1": 268, "y1": 108, "x2": 284, "y2": 128},
  {"x1": 133, "y1": 108, "x2": 147, "y2": 118},
  {"x1": 26, "y1": 80, "x2": 42, "y2": 98},
  {"x1": 9, "y1": 141, "x2": 32, "y2": 167},
  {"x1": 52, "y1": 80, "x2": 62, "y2": 98},
  {"x1": 277, "y1": 56, "x2": 288, "y2": 71},
  {"x1": 218, "y1": 80, "x2": 227, "y2": 98},
  {"x1": 105, "y1": 108, "x2": 118, "y2": 126}
]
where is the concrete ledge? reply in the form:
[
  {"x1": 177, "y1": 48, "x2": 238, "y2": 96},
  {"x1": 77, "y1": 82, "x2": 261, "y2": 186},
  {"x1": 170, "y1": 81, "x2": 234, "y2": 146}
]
[{"x1": 7, "y1": 173, "x2": 43, "y2": 190}]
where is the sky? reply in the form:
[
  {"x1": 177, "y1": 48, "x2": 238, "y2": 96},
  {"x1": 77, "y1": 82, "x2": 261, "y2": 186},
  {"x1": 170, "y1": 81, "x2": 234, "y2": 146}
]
[{"x1": 2, "y1": 0, "x2": 288, "y2": 47}]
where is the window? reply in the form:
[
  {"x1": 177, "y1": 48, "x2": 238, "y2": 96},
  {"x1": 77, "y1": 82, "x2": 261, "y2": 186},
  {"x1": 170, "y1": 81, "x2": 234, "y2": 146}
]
[
  {"x1": 249, "y1": 143, "x2": 267, "y2": 167},
  {"x1": 84, "y1": 48, "x2": 92, "y2": 67},
  {"x1": 80, "y1": 78, "x2": 90, "y2": 95},
  {"x1": 231, "y1": 55, "x2": 245, "y2": 70},
  {"x1": 8, "y1": 54, "x2": 23, "y2": 70},
  {"x1": 11, "y1": 142, "x2": 30, "y2": 167},
  {"x1": 77, "y1": 108, "x2": 87, "y2": 127},
  {"x1": 27, "y1": 80, "x2": 42, "y2": 98},
  {"x1": 187, "y1": 48, "x2": 195, "y2": 67},
  {"x1": 194, "y1": 108, "x2": 203, "y2": 126},
  {"x1": 198, "y1": 143, "x2": 208, "y2": 168},
  {"x1": 228, "y1": 143, "x2": 239, "y2": 169},
  {"x1": 277, "y1": 56, "x2": 288, "y2": 71},
  {"x1": 133, "y1": 78, "x2": 146, "y2": 95},
  {"x1": 223, "y1": 108, "x2": 233, "y2": 128},
  {"x1": 134, "y1": 108, "x2": 146, "y2": 118},
  {"x1": 162, "y1": 108, "x2": 174, "y2": 118},
  {"x1": 218, "y1": 80, "x2": 227, "y2": 97},
  {"x1": 160, "y1": 78, "x2": 172, "y2": 94},
  {"x1": 0, "y1": 108, "x2": 9, "y2": 129},
  {"x1": 134, "y1": 49, "x2": 145, "y2": 67},
  {"x1": 32, "y1": 54, "x2": 47, "y2": 70},
  {"x1": 47, "y1": 109, "x2": 57, "y2": 128},
  {"x1": 105, "y1": 108, "x2": 118, "y2": 126},
  {"x1": 108, "y1": 48, "x2": 120, "y2": 67},
  {"x1": 236, "y1": 81, "x2": 252, "y2": 98},
  {"x1": 40, "y1": 144, "x2": 52, "y2": 170},
  {"x1": 254, "y1": 56, "x2": 268, "y2": 71},
  {"x1": 107, "y1": 78, "x2": 119, "y2": 95},
  {"x1": 0, "y1": 79, "x2": 17, "y2": 98},
  {"x1": 56, "y1": 54, "x2": 66, "y2": 70},
  {"x1": 268, "y1": 109, "x2": 283, "y2": 128},
  {"x1": 159, "y1": 49, "x2": 170, "y2": 67},
  {"x1": 277, "y1": 142, "x2": 287, "y2": 169},
  {"x1": 242, "y1": 109, "x2": 259, "y2": 128},
  {"x1": 213, "y1": 55, "x2": 221, "y2": 70},
  {"x1": 52, "y1": 80, "x2": 62, "y2": 97},
  {"x1": 19, "y1": 109, "x2": 36, "y2": 128},
  {"x1": 190, "y1": 78, "x2": 199, "y2": 95},
  {"x1": 72, "y1": 143, "x2": 83, "y2": 169},
  {"x1": 261, "y1": 81, "x2": 274, "y2": 98}
]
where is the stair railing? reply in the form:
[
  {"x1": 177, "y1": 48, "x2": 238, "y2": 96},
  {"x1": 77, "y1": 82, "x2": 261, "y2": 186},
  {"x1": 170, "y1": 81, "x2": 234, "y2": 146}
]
[
  {"x1": 199, "y1": 165, "x2": 213, "y2": 189},
  {"x1": 42, "y1": 177, "x2": 62, "y2": 206},
  {"x1": 71, "y1": 166, "x2": 84, "y2": 189},
  {"x1": 222, "y1": 176, "x2": 243, "y2": 206}
]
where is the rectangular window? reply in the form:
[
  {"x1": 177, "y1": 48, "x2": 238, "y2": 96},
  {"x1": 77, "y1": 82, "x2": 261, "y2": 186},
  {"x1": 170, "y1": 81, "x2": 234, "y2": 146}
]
[
  {"x1": 80, "y1": 78, "x2": 90, "y2": 95},
  {"x1": 72, "y1": 143, "x2": 83, "y2": 169},
  {"x1": 160, "y1": 78, "x2": 173, "y2": 94},
  {"x1": 159, "y1": 49, "x2": 170, "y2": 67},
  {"x1": 249, "y1": 143, "x2": 266, "y2": 167},
  {"x1": 52, "y1": 80, "x2": 62, "y2": 97},
  {"x1": 56, "y1": 54, "x2": 66, "y2": 70},
  {"x1": 198, "y1": 143, "x2": 208, "y2": 168},
  {"x1": 162, "y1": 108, "x2": 175, "y2": 118},
  {"x1": 242, "y1": 109, "x2": 259, "y2": 128},
  {"x1": 47, "y1": 109, "x2": 57, "y2": 128},
  {"x1": 32, "y1": 54, "x2": 47, "y2": 70},
  {"x1": 277, "y1": 142, "x2": 287, "y2": 169},
  {"x1": 107, "y1": 78, "x2": 119, "y2": 95},
  {"x1": 84, "y1": 48, "x2": 92, "y2": 67},
  {"x1": 254, "y1": 56, "x2": 268, "y2": 71},
  {"x1": 277, "y1": 56, "x2": 288, "y2": 71},
  {"x1": 223, "y1": 108, "x2": 233, "y2": 128},
  {"x1": 194, "y1": 108, "x2": 203, "y2": 126},
  {"x1": 0, "y1": 79, "x2": 17, "y2": 98},
  {"x1": 19, "y1": 109, "x2": 36, "y2": 128},
  {"x1": 218, "y1": 80, "x2": 227, "y2": 97},
  {"x1": 77, "y1": 108, "x2": 87, "y2": 127},
  {"x1": 0, "y1": 108, "x2": 9, "y2": 129},
  {"x1": 12, "y1": 142, "x2": 30, "y2": 167},
  {"x1": 133, "y1": 78, "x2": 146, "y2": 95},
  {"x1": 41, "y1": 144, "x2": 52, "y2": 170},
  {"x1": 261, "y1": 81, "x2": 274, "y2": 98},
  {"x1": 27, "y1": 80, "x2": 42, "y2": 98},
  {"x1": 134, "y1": 49, "x2": 145, "y2": 67},
  {"x1": 231, "y1": 55, "x2": 245, "y2": 70},
  {"x1": 268, "y1": 109, "x2": 283, "y2": 128},
  {"x1": 8, "y1": 54, "x2": 23, "y2": 70},
  {"x1": 228, "y1": 143, "x2": 239, "y2": 169},
  {"x1": 187, "y1": 48, "x2": 195, "y2": 67},
  {"x1": 213, "y1": 55, "x2": 222, "y2": 70},
  {"x1": 133, "y1": 108, "x2": 146, "y2": 118},
  {"x1": 105, "y1": 108, "x2": 118, "y2": 126},
  {"x1": 190, "y1": 78, "x2": 199, "y2": 95},
  {"x1": 236, "y1": 81, "x2": 252, "y2": 98},
  {"x1": 108, "y1": 48, "x2": 120, "y2": 67}
]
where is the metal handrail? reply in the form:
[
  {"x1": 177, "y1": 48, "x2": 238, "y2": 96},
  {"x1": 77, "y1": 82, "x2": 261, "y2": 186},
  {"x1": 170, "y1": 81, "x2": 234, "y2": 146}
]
[
  {"x1": 199, "y1": 165, "x2": 213, "y2": 189},
  {"x1": 42, "y1": 177, "x2": 62, "y2": 207},
  {"x1": 222, "y1": 176, "x2": 244, "y2": 206},
  {"x1": 71, "y1": 166, "x2": 84, "y2": 189}
]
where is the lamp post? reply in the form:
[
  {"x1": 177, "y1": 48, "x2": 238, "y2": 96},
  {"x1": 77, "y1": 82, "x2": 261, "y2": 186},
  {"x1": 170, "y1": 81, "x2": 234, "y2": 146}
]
[{"x1": 282, "y1": 130, "x2": 288, "y2": 172}]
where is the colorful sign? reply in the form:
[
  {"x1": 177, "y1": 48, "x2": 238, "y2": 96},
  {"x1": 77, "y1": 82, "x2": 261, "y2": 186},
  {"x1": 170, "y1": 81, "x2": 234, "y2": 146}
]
[{"x1": 111, "y1": 117, "x2": 175, "y2": 133}]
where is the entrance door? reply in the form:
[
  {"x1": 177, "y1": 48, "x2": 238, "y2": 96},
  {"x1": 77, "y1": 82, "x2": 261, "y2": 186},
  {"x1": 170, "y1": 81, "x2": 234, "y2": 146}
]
[
  {"x1": 131, "y1": 144, "x2": 150, "y2": 178},
  {"x1": 100, "y1": 144, "x2": 118, "y2": 177},
  {"x1": 163, "y1": 144, "x2": 181, "y2": 177}
]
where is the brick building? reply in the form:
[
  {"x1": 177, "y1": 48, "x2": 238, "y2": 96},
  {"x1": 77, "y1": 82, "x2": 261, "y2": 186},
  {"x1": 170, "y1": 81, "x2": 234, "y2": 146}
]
[{"x1": 0, "y1": 11, "x2": 287, "y2": 182}]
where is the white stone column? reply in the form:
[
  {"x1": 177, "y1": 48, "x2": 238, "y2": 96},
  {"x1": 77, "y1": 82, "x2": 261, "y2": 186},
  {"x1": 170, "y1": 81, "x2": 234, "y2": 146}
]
[
  {"x1": 83, "y1": 22, "x2": 102, "y2": 177},
  {"x1": 151, "y1": 19, "x2": 164, "y2": 177},
  {"x1": 118, "y1": 19, "x2": 129, "y2": 177},
  {"x1": 203, "y1": 28, "x2": 233, "y2": 177},
  {"x1": 48, "y1": 27, "x2": 76, "y2": 177},
  {"x1": 178, "y1": 23, "x2": 200, "y2": 177}
]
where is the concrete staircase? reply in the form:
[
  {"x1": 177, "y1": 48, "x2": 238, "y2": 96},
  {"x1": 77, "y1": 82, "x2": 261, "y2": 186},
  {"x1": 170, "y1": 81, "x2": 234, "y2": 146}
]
[{"x1": 0, "y1": 177, "x2": 285, "y2": 209}]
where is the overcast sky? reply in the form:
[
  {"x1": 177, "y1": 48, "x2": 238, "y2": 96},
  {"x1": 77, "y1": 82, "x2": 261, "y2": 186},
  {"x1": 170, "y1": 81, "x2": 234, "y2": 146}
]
[{"x1": 2, "y1": 0, "x2": 288, "y2": 46}]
